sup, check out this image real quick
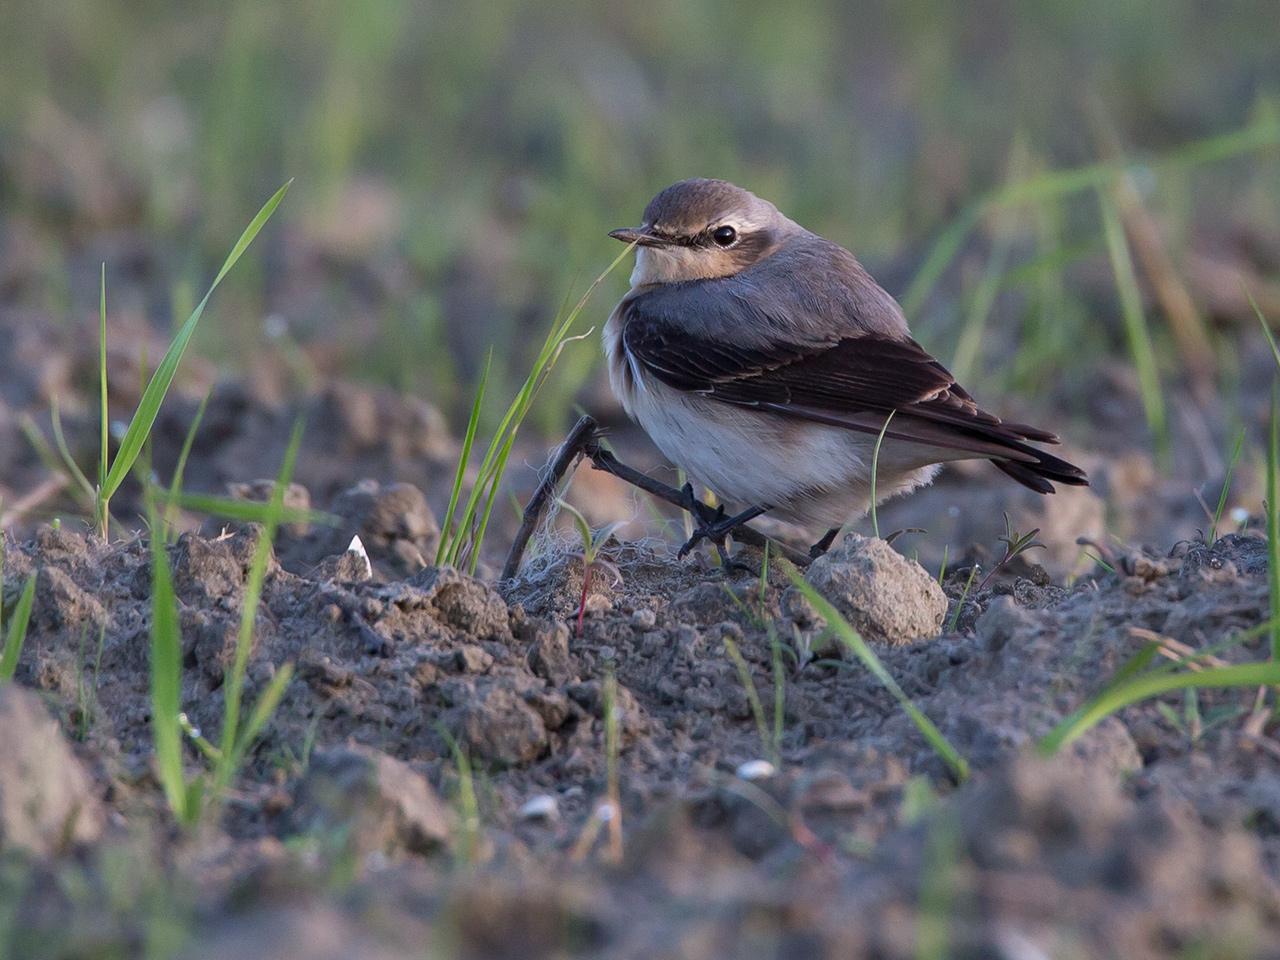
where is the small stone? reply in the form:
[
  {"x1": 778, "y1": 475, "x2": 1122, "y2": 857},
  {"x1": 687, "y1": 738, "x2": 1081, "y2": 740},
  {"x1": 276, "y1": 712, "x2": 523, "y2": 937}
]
[
  {"x1": 454, "y1": 644, "x2": 494, "y2": 674},
  {"x1": 0, "y1": 685, "x2": 104, "y2": 856},
  {"x1": 518, "y1": 795, "x2": 560, "y2": 822},
  {"x1": 794, "y1": 534, "x2": 947, "y2": 646},
  {"x1": 735, "y1": 759, "x2": 777, "y2": 781},
  {"x1": 631, "y1": 608, "x2": 657, "y2": 630}
]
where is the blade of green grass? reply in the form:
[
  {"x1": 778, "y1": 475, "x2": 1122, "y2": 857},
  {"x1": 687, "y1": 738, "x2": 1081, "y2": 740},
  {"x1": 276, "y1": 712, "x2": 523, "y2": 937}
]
[
  {"x1": 1209, "y1": 428, "x2": 1246, "y2": 545},
  {"x1": 100, "y1": 181, "x2": 291, "y2": 510},
  {"x1": 163, "y1": 390, "x2": 211, "y2": 538},
  {"x1": 1252, "y1": 291, "x2": 1280, "y2": 371},
  {"x1": 49, "y1": 398, "x2": 96, "y2": 499},
  {"x1": 722, "y1": 634, "x2": 777, "y2": 766},
  {"x1": 98, "y1": 263, "x2": 109, "y2": 498},
  {"x1": 1038, "y1": 660, "x2": 1280, "y2": 755},
  {"x1": 869, "y1": 410, "x2": 896, "y2": 540},
  {"x1": 0, "y1": 574, "x2": 37, "y2": 682},
  {"x1": 162, "y1": 491, "x2": 336, "y2": 528},
  {"x1": 950, "y1": 223, "x2": 1014, "y2": 384},
  {"x1": 435, "y1": 350, "x2": 491, "y2": 565},
  {"x1": 1099, "y1": 189, "x2": 1169, "y2": 465},
  {"x1": 439, "y1": 244, "x2": 633, "y2": 572},
  {"x1": 788, "y1": 571, "x2": 969, "y2": 782},
  {"x1": 149, "y1": 510, "x2": 194, "y2": 823}
]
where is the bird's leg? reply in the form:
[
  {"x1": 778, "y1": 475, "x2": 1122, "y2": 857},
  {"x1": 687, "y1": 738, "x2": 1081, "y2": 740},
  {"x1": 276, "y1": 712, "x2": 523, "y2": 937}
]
[
  {"x1": 677, "y1": 500, "x2": 772, "y2": 562},
  {"x1": 809, "y1": 527, "x2": 840, "y2": 558},
  {"x1": 501, "y1": 414, "x2": 813, "y2": 578}
]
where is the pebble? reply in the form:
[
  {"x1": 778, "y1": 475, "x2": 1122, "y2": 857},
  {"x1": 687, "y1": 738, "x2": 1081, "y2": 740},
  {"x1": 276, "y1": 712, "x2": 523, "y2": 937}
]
[
  {"x1": 518, "y1": 795, "x2": 560, "y2": 822},
  {"x1": 735, "y1": 759, "x2": 777, "y2": 781}
]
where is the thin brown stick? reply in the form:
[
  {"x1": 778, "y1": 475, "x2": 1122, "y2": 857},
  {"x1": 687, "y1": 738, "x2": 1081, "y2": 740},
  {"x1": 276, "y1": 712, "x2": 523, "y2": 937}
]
[
  {"x1": 501, "y1": 415, "x2": 598, "y2": 581},
  {"x1": 501, "y1": 415, "x2": 811, "y2": 580}
]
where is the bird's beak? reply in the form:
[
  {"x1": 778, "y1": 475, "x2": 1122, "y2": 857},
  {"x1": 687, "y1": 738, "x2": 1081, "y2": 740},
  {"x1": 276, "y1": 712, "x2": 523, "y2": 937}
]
[{"x1": 608, "y1": 226, "x2": 667, "y2": 247}]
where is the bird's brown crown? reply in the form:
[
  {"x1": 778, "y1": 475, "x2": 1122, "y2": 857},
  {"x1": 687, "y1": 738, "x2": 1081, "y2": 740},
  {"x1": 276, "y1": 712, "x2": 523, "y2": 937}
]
[{"x1": 642, "y1": 179, "x2": 764, "y2": 235}]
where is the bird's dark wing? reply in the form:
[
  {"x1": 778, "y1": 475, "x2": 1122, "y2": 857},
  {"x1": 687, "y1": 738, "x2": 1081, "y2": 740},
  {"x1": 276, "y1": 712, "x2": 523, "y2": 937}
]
[{"x1": 620, "y1": 300, "x2": 1087, "y2": 492}]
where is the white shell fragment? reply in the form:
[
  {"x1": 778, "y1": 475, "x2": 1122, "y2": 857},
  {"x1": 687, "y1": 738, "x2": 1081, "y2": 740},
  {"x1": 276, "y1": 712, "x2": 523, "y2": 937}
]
[
  {"x1": 518, "y1": 795, "x2": 560, "y2": 822},
  {"x1": 735, "y1": 759, "x2": 777, "y2": 781},
  {"x1": 347, "y1": 535, "x2": 373, "y2": 580}
]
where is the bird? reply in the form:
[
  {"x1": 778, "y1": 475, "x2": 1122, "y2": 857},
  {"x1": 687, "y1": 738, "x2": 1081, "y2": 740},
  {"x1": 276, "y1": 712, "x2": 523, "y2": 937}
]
[{"x1": 603, "y1": 178, "x2": 1088, "y2": 560}]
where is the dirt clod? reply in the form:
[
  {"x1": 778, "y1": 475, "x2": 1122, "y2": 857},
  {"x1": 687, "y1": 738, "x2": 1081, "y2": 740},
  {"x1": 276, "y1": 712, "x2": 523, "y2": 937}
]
[
  {"x1": 0, "y1": 685, "x2": 103, "y2": 856},
  {"x1": 793, "y1": 533, "x2": 948, "y2": 646},
  {"x1": 282, "y1": 746, "x2": 453, "y2": 860}
]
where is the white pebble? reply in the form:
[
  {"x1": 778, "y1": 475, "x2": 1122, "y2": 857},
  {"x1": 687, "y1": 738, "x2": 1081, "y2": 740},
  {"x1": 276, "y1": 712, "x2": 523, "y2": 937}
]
[
  {"x1": 735, "y1": 759, "x2": 776, "y2": 781},
  {"x1": 518, "y1": 795, "x2": 559, "y2": 822}
]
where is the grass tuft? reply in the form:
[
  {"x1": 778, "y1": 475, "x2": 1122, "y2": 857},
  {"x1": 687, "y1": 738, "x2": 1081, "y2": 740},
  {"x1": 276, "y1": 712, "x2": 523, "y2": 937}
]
[
  {"x1": 435, "y1": 244, "x2": 634, "y2": 573},
  {"x1": 147, "y1": 422, "x2": 303, "y2": 826}
]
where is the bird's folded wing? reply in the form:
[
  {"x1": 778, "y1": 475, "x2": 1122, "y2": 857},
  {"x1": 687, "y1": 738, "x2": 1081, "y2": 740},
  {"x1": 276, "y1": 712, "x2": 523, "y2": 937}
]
[{"x1": 621, "y1": 302, "x2": 1087, "y2": 485}]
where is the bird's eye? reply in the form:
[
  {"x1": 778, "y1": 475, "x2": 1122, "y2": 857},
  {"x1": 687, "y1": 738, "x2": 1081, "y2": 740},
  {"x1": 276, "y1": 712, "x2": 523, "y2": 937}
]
[{"x1": 711, "y1": 225, "x2": 737, "y2": 247}]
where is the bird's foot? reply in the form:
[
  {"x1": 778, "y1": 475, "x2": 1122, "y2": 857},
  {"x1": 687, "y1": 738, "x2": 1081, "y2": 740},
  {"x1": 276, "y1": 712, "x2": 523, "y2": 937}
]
[
  {"x1": 808, "y1": 527, "x2": 841, "y2": 559},
  {"x1": 676, "y1": 491, "x2": 771, "y2": 569}
]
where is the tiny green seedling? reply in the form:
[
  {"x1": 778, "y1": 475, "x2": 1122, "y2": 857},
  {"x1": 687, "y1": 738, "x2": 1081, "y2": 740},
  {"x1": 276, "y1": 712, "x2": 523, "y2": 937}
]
[
  {"x1": 978, "y1": 513, "x2": 1045, "y2": 590},
  {"x1": 555, "y1": 498, "x2": 624, "y2": 638}
]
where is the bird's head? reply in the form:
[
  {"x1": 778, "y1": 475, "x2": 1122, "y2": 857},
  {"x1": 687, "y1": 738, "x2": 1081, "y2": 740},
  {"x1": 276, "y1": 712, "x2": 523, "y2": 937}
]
[{"x1": 609, "y1": 179, "x2": 796, "y2": 286}]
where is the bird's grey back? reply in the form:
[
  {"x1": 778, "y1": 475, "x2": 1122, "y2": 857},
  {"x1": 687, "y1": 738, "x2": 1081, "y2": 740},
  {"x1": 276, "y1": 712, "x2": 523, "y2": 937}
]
[{"x1": 626, "y1": 231, "x2": 909, "y2": 347}]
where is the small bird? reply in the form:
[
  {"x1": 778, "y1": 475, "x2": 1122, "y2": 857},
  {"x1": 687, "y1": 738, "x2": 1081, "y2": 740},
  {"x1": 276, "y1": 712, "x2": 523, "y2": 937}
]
[{"x1": 604, "y1": 178, "x2": 1088, "y2": 558}]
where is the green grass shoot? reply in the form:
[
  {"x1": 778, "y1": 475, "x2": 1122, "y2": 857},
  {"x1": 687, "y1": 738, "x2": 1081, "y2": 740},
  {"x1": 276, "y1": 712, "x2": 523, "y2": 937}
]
[
  {"x1": 148, "y1": 499, "x2": 201, "y2": 824},
  {"x1": 98, "y1": 264, "x2": 108, "y2": 509},
  {"x1": 1208, "y1": 427, "x2": 1246, "y2": 545},
  {"x1": 163, "y1": 390, "x2": 211, "y2": 539},
  {"x1": 1038, "y1": 658, "x2": 1280, "y2": 755},
  {"x1": 788, "y1": 570, "x2": 970, "y2": 782},
  {"x1": 211, "y1": 420, "x2": 303, "y2": 799},
  {"x1": 0, "y1": 573, "x2": 37, "y2": 683},
  {"x1": 435, "y1": 349, "x2": 491, "y2": 566},
  {"x1": 869, "y1": 410, "x2": 895, "y2": 540},
  {"x1": 97, "y1": 180, "x2": 292, "y2": 538},
  {"x1": 722, "y1": 633, "x2": 780, "y2": 766},
  {"x1": 1099, "y1": 189, "x2": 1169, "y2": 465},
  {"x1": 435, "y1": 243, "x2": 634, "y2": 574},
  {"x1": 947, "y1": 566, "x2": 979, "y2": 632}
]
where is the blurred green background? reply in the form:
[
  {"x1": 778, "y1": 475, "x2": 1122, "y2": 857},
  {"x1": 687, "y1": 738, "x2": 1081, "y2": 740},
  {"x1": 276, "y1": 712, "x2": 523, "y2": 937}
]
[{"x1": 1, "y1": 0, "x2": 1278, "y2": 439}]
